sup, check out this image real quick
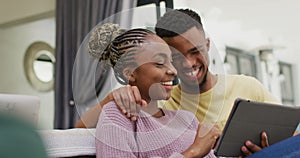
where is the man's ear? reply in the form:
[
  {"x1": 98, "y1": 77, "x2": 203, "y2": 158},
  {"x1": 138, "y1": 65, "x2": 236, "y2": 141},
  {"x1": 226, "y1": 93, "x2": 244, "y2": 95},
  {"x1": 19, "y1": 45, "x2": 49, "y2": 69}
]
[
  {"x1": 206, "y1": 38, "x2": 210, "y2": 52},
  {"x1": 123, "y1": 67, "x2": 135, "y2": 83}
]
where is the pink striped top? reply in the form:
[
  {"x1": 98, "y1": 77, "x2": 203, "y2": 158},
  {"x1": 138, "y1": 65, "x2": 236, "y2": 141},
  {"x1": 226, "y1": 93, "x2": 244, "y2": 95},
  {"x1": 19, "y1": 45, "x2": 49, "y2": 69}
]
[{"x1": 96, "y1": 101, "x2": 216, "y2": 158}]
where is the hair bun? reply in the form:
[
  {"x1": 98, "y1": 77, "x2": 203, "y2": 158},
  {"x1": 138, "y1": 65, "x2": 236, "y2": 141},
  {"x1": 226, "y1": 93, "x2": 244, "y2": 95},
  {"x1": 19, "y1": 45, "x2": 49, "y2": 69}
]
[{"x1": 88, "y1": 23, "x2": 122, "y2": 59}]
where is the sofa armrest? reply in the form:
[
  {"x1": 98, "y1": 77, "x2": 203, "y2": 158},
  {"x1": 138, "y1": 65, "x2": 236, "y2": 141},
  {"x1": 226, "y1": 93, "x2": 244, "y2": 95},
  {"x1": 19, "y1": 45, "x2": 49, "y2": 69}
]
[{"x1": 39, "y1": 128, "x2": 96, "y2": 158}]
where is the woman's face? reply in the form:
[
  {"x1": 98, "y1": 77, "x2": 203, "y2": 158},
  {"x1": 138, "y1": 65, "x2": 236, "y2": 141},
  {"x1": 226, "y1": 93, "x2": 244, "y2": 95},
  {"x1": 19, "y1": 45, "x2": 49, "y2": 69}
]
[{"x1": 129, "y1": 35, "x2": 177, "y2": 103}]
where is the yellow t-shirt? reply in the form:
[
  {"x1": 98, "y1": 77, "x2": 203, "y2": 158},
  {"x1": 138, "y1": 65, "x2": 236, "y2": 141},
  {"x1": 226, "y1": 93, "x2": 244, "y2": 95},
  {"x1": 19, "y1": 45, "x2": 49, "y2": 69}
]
[{"x1": 160, "y1": 74, "x2": 279, "y2": 131}]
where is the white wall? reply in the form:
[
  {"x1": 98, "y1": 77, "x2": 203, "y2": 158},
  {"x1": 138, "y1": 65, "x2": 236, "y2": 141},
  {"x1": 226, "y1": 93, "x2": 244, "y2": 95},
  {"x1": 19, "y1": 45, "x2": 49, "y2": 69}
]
[{"x1": 0, "y1": 18, "x2": 55, "y2": 129}]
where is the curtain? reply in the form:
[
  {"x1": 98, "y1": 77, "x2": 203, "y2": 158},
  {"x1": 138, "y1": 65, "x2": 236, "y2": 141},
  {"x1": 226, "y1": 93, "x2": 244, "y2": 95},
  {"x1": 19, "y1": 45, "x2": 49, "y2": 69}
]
[{"x1": 54, "y1": 0, "x2": 135, "y2": 129}]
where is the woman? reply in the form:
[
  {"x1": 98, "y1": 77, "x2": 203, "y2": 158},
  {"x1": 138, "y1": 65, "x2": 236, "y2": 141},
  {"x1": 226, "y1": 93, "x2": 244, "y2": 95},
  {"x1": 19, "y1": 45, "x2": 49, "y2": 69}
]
[{"x1": 88, "y1": 23, "x2": 220, "y2": 158}]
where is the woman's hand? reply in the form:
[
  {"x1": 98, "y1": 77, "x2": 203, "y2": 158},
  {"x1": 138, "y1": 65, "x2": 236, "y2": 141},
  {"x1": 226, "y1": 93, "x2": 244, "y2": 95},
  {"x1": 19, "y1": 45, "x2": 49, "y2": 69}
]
[
  {"x1": 112, "y1": 85, "x2": 147, "y2": 121},
  {"x1": 182, "y1": 123, "x2": 221, "y2": 158}
]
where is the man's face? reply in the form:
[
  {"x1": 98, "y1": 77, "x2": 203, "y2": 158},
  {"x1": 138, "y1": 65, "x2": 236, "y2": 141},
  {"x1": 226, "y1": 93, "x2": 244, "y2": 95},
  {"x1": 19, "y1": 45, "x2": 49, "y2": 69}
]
[{"x1": 162, "y1": 27, "x2": 210, "y2": 88}]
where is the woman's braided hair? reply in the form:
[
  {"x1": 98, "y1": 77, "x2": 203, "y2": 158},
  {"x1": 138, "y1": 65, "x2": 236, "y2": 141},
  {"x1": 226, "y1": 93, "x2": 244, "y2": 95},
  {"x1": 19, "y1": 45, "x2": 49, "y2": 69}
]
[{"x1": 88, "y1": 23, "x2": 154, "y2": 85}]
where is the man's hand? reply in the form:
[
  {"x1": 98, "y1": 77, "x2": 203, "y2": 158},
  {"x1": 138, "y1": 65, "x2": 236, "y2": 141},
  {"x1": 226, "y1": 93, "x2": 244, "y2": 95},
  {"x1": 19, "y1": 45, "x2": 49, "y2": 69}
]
[
  {"x1": 240, "y1": 131, "x2": 269, "y2": 157},
  {"x1": 75, "y1": 85, "x2": 147, "y2": 128},
  {"x1": 112, "y1": 85, "x2": 147, "y2": 121}
]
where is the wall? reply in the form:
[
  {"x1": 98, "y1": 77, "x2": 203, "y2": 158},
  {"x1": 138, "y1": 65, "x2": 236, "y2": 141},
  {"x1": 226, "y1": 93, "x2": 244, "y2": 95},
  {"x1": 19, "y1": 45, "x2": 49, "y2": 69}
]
[
  {"x1": 0, "y1": 0, "x2": 55, "y2": 25},
  {"x1": 0, "y1": 18, "x2": 55, "y2": 129}
]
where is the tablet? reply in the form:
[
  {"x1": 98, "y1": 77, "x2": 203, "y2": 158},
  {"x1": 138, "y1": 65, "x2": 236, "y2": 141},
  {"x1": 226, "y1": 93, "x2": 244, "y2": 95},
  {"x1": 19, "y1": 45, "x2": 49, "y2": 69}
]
[{"x1": 214, "y1": 98, "x2": 300, "y2": 157}]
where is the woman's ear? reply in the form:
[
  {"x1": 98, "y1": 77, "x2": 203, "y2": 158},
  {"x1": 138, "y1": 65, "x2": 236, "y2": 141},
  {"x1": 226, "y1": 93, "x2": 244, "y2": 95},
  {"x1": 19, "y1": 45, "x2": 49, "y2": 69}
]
[{"x1": 123, "y1": 67, "x2": 135, "y2": 83}]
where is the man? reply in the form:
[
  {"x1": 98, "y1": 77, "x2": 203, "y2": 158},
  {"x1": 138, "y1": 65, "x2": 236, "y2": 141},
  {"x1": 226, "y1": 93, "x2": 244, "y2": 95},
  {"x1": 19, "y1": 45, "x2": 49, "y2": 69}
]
[
  {"x1": 76, "y1": 8, "x2": 278, "y2": 155},
  {"x1": 153, "y1": 9, "x2": 278, "y2": 130}
]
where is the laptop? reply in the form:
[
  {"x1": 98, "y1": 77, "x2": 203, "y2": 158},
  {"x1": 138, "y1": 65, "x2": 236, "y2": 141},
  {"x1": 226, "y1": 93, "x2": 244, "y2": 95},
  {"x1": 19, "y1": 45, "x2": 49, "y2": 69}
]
[
  {"x1": 214, "y1": 98, "x2": 300, "y2": 157},
  {"x1": 0, "y1": 93, "x2": 40, "y2": 126}
]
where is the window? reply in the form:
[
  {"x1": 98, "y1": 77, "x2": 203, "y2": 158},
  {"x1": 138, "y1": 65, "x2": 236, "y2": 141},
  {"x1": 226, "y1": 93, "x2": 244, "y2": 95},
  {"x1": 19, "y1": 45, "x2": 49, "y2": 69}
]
[
  {"x1": 279, "y1": 62, "x2": 295, "y2": 105},
  {"x1": 225, "y1": 47, "x2": 257, "y2": 78}
]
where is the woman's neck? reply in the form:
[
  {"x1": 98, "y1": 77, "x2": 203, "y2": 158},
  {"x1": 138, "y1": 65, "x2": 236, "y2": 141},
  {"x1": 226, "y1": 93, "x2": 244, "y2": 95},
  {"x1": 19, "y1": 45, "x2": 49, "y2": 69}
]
[{"x1": 141, "y1": 101, "x2": 164, "y2": 118}]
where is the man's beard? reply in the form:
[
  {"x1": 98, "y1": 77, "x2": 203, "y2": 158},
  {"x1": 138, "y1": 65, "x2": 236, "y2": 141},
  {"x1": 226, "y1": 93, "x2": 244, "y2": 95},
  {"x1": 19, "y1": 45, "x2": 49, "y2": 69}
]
[
  {"x1": 180, "y1": 67, "x2": 208, "y2": 93},
  {"x1": 198, "y1": 68, "x2": 208, "y2": 89}
]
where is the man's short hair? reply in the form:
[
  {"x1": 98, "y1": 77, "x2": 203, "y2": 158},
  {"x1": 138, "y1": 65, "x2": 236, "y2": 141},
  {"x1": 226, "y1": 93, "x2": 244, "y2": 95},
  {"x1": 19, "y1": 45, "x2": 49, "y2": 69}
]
[{"x1": 155, "y1": 9, "x2": 204, "y2": 38}]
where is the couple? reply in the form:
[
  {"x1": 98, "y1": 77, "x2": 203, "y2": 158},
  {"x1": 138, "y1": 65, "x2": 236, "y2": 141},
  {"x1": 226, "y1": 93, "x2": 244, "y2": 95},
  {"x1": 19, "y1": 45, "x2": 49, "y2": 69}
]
[{"x1": 79, "y1": 9, "x2": 279, "y2": 157}]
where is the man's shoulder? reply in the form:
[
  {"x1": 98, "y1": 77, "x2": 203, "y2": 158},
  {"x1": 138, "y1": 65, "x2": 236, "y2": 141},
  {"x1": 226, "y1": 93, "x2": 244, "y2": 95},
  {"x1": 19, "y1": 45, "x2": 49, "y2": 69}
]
[
  {"x1": 225, "y1": 74, "x2": 255, "y2": 80},
  {"x1": 224, "y1": 74, "x2": 259, "y2": 84},
  {"x1": 223, "y1": 74, "x2": 279, "y2": 103},
  {"x1": 221, "y1": 74, "x2": 266, "y2": 95}
]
